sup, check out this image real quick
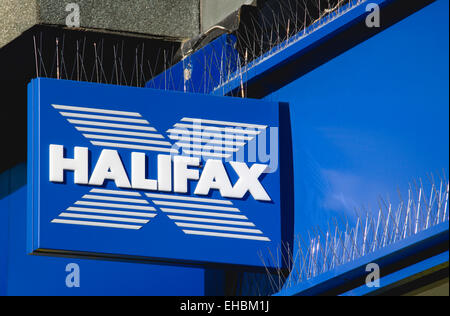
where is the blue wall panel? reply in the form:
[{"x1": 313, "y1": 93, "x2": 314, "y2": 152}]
[
  {"x1": 264, "y1": 0, "x2": 449, "y2": 235},
  {"x1": 2, "y1": 166, "x2": 205, "y2": 295},
  {"x1": 1, "y1": 0, "x2": 448, "y2": 296}
]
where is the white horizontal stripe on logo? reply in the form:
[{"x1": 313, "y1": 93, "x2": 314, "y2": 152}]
[
  {"x1": 75, "y1": 201, "x2": 155, "y2": 211},
  {"x1": 84, "y1": 134, "x2": 172, "y2": 146},
  {"x1": 175, "y1": 222, "x2": 262, "y2": 234},
  {"x1": 145, "y1": 193, "x2": 233, "y2": 205},
  {"x1": 52, "y1": 104, "x2": 142, "y2": 117},
  {"x1": 90, "y1": 141, "x2": 178, "y2": 153},
  {"x1": 160, "y1": 208, "x2": 247, "y2": 219},
  {"x1": 181, "y1": 150, "x2": 231, "y2": 159},
  {"x1": 68, "y1": 120, "x2": 156, "y2": 131},
  {"x1": 59, "y1": 212, "x2": 150, "y2": 224},
  {"x1": 89, "y1": 188, "x2": 141, "y2": 196},
  {"x1": 60, "y1": 112, "x2": 149, "y2": 124},
  {"x1": 168, "y1": 135, "x2": 246, "y2": 147},
  {"x1": 168, "y1": 215, "x2": 255, "y2": 226},
  {"x1": 182, "y1": 230, "x2": 270, "y2": 241},
  {"x1": 67, "y1": 207, "x2": 156, "y2": 218},
  {"x1": 181, "y1": 118, "x2": 267, "y2": 130},
  {"x1": 82, "y1": 194, "x2": 149, "y2": 204},
  {"x1": 75, "y1": 127, "x2": 164, "y2": 139},
  {"x1": 176, "y1": 142, "x2": 239, "y2": 153},
  {"x1": 174, "y1": 123, "x2": 261, "y2": 135},
  {"x1": 167, "y1": 129, "x2": 253, "y2": 141},
  {"x1": 153, "y1": 201, "x2": 239, "y2": 212},
  {"x1": 51, "y1": 219, "x2": 142, "y2": 230}
]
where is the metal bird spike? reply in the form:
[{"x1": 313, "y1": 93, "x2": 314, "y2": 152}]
[
  {"x1": 243, "y1": 174, "x2": 449, "y2": 296},
  {"x1": 91, "y1": 1, "x2": 364, "y2": 98},
  {"x1": 209, "y1": 0, "x2": 366, "y2": 96},
  {"x1": 40, "y1": 0, "x2": 367, "y2": 98},
  {"x1": 31, "y1": 32, "x2": 178, "y2": 88}
]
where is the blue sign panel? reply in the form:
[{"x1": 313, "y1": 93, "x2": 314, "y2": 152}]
[{"x1": 27, "y1": 78, "x2": 292, "y2": 268}]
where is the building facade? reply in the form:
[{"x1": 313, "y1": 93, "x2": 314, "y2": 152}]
[{"x1": 0, "y1": 0, "x2": 448, "y2": 296}]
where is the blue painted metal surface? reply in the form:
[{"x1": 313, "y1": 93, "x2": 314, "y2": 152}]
[
  {"x1": 210, "y1": 0, "x2": 386, "y2": 96},
  {"x1": 340, "y1": 251, "x2": 449, "y2": 296},
  {"x1": 273, "y1": 223, "x2": 448, "y2": 296},
  {"x1": 1, "y1": 175, "x2": 206, "y2": 295},
  {"x1": 146, "y1": 1, "x2": 399, "y2": 98},
  {"x1": 1, "y1": 0, "x2": 448, "y2": 296},
  {"x1": 264, "y1": 0, "x2": 449, "y2": 236},
  {"x1": 0, "y1": 168, "x2": 12, "y2": 296},
  {"x1": 147, "y1": 35, "x2": 239, "y2": 94},
  {"x1": 265, "y1": 0, "x2": 449, "y2": 295},
  {"x1": 27, "y1": 78, "x2": 288, "y2": 268}
]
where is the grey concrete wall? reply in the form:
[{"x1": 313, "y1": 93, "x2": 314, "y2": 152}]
[
  {"x1": 1, "y1": 0, "x2": 253, "y2": 49},
  {"x1": 37, "y1": 0, "x2": 200, "y2": 38},
  {"x1": 0, "y1": 0, "x2": 39, "y2": 49},
  {"x1": 1, "y1": 0, "x2": 200, "y2": 48},
  {"x1": 201, "y1": 0, "x2": 254, "y2": 32}
]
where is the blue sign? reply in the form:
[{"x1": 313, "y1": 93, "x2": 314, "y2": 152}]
[{"x1": 27, "y1": 78, "x2": 293, "y2": 268}]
